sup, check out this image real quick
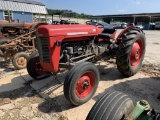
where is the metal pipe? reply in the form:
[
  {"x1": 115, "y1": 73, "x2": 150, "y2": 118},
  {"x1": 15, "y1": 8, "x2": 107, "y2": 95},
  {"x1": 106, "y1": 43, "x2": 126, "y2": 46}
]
[
  {"x1": 59, "y1": 55, "x2": 95, "y2": 68},
  {"x1": 60, "y1": 53, "x2": 64, "y2": 60},
  {"x1": 70, "y1": 53, "x2": 94, "y2": 61},
  {"x1": 0, "y1": 44, "x2": 16, "y2": 48},
  {"x1": 11, "y1": 30, "x2": 36, "y2": 41},
  {"x1": 60, "y1": 55, "x2": 95, "y2": 66},
  {"x1": 75, "y1": 55, "x2": 95, "y2": 64},
  {"x1": 59, "y1": 62, "x2": 75, "y2": 69},
  {"x1": 59, "y1": 62, "x2": 75, "y2": 66}
]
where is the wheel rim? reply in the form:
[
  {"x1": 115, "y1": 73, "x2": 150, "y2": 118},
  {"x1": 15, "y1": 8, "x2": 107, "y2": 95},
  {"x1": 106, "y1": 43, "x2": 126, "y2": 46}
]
[
  {"x1": 130, "y1": 39, "x2": 144, "y2": 68},
  {"x1": 76, "y1": 71, "x2": 95, "y2": 99},
  {"x1": 16, "y1": 56, "x2": 27, "y2": 68},
  {"x1": 34, "y1": 58, "x2": 46, "y2": 74}
]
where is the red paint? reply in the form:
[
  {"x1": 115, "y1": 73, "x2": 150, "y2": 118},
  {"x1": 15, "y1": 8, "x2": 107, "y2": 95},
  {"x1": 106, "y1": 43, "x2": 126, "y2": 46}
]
[
  {"x1": 39, "y1": 36, "x2": 64, "y2": 72},
  {"x1": 115, "y1": 26, "x2": 135, "y2": 44},
  {"x1": 23, "y1": 22, "x2": 32, "y2": 29},
  {"x1": 130, "y1": 39, "x2": 144, "y2": 68},
  {"x1": 76, "y1": 71, "x2": 95, "y2": 98},
  {"x1": 110, "y1": 31, "x2": 116, "y2": 39},
  {"x1": 38, "y1": 24, "x2": 104, "y2": 38},
  {"x1": 34, "y1": 58, "x2": 47, "y2": 74},
  {"x1": 64, "y1": 37, "x2": 89, "y2": 42}
]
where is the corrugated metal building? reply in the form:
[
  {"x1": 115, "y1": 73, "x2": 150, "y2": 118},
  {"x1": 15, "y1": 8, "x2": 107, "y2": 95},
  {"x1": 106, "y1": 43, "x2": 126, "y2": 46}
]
[
  {"x1": 92, "y1": 13, "x2": 160, "y2": 30},
  {"x1": 0, "y1": 0, "x2": 47, "y2": 23}
]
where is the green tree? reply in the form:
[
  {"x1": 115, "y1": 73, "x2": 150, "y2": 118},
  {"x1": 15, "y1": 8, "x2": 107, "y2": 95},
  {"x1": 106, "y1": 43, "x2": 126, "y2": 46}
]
[{"x1": 47, "y1": 8, "x2": 92, "y2": 19}]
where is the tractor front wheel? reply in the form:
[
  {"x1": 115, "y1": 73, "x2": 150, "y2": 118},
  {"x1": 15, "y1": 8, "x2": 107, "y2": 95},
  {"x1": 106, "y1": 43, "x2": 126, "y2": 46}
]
[
  {"x1": 64, "y1": 62, "x2": 100, "y2": 106},
  {"x1": 27, "y1": 51, "x2": 50, "y2": 80},
  {"x1": 116, "y1": 29, "x2": 146, "y2": 76}
]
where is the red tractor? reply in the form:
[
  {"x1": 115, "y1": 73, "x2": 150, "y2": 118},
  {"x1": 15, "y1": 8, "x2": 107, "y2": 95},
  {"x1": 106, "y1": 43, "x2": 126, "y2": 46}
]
[{"x1": 27, "y1": 24, "x2": 146, "y2": 106}]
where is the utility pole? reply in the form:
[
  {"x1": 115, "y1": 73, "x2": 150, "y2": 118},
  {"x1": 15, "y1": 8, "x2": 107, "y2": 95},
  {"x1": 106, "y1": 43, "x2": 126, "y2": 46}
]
[
  {"x1": 133, "y1": 16, "x2": 136, "y2": 24},
  {"x1": 148, "y1": 16, "x2": 152, "y2": 30}
]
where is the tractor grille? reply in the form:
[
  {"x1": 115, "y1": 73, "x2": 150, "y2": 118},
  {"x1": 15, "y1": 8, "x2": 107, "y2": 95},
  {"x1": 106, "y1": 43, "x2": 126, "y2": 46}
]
[{"x1": 37, "y1": 38, "x2": 50, "y2": 62}]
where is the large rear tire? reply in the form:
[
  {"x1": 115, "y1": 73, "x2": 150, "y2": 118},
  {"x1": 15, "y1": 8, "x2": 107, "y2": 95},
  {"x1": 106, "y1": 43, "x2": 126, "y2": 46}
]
[
  {"x1": 86, "y1": 91, "x2": 134, "y2": 120},
  {"x1": 64, "y1": 62, "x2": 100, "y2": 106},
  {"x1": 116, "y1": 29, "x2": 146, "y2": 76}
]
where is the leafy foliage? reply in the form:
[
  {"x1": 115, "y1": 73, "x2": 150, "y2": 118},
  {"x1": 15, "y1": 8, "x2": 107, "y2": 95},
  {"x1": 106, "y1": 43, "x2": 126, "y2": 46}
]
[{"x1": 47, "y1": 9, "x2": 92, "y2": 19}]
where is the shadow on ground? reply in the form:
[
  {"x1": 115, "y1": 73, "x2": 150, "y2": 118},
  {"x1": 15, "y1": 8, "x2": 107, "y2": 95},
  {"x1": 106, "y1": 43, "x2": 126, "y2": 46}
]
[
  {"x1": 38, "y1": 76, "x2": 160, "y2": 114},
  {"x1": 37, "y1": 63, "x2": 160, "y2": 114},
  {"x1": 0, "y1": 60, "x2": 15, "y2": 73},
  {"x1": 37, "y1": 63, "x2": 124, "y2": 113},
  {"x1": 93, "y1": 76, "x2": 160, "y2": 112},
  {"x1": 0, "y1": 72, "x2": 36, "y2": 106}
]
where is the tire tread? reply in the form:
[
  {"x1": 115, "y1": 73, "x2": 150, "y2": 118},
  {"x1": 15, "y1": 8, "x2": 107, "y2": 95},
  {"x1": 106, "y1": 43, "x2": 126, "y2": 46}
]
[
  {"x1": 86, "y1": 91, "x2": 134, "y2": 120},
  {"x1": 116, "y1": 29, "x2": 146, "y2": 76}
]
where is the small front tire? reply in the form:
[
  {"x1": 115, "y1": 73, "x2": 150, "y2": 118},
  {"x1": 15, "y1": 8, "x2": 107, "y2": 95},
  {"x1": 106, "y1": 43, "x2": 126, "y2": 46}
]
[
  {"x1": 64, "y1": 62, "x2": 100, "y2": 106},
  {"x1": 12, "y1": 52, "x2": 29, "y2": 70}
]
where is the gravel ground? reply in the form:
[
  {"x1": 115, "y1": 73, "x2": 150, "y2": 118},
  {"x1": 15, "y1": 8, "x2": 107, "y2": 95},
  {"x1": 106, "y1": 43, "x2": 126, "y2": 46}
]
[{"x1": 0, "y1": 86, "x2": 68, "y2": 120}]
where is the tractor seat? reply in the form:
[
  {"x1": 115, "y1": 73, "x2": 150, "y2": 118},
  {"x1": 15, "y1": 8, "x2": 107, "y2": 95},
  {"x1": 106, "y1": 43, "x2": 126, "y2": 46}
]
[{"x1": 103, "y1": 28, "x2": 116, "y2": 34}]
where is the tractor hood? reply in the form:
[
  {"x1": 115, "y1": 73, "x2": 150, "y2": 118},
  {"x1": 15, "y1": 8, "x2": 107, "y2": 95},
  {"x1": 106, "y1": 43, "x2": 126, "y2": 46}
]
[{"x1": 37, "y1": 24, "x2": 104, "y2": 37}]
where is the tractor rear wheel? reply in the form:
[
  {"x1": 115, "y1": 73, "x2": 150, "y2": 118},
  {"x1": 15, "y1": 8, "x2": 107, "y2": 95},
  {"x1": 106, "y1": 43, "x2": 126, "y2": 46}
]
[
  {"x1": 12, "y1": 52, "x2": 29, "y2": 70},
  {"x1": 86, "y1": 91, "x2": 134, "y2": 120},
  {"x1": 64, "y1": 62, "x2": 100, "y2": 106},
  {"x1": 27, "y1": 51, "x2": 50, "y2": 80},
  {"x1": 116, "y1": 29, "x2": 146, "y2": 76}
]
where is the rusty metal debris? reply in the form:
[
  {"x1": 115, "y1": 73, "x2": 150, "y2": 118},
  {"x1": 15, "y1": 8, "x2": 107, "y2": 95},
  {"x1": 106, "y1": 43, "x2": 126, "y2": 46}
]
[{"x1": 0, "y1": 22, "x2": 47, "y2": 69}]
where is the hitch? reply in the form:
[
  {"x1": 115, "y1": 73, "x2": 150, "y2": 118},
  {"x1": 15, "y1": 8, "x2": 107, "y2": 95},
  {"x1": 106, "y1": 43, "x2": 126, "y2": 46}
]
[
  {"x1": 129, "y1": 100, "x2": 150, "y2": 120},
  {"x1": 128, "y1": 100, "x2": 160, "y2": 120}
]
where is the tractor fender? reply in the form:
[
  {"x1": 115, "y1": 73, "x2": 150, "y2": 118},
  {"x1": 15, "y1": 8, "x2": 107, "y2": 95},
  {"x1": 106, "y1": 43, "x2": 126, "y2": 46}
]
[{"x1": 115, "y1": 25, "x2": 135, "y2": 45}]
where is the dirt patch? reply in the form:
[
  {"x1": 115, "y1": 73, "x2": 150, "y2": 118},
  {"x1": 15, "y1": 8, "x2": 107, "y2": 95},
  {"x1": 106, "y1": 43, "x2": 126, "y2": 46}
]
[
  {"x1": 0, "y1": 61, "x2": 16, "y2": 79},
  {"x1": 0, "y1": 60, "x2": 15, "y2": 70},
  {"x1": 0, "y1": 86, "x2": 35, "y2": 106},
  {"x1": 0, "y1": 86, "x2": 68, "y2": 120},
  {"x1": 141, "y1": 63, "x2": 160, "y2": 78}
]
